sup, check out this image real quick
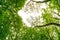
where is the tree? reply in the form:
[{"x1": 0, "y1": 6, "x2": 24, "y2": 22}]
[
  {"x1": 0, "y1": 0, "x2": 26, "y2": 40},
  {"x1": 0, "y1": 0, "x2": 60, "y2": 40}
]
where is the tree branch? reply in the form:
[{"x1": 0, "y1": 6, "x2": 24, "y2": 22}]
[
  {"x1": 35, "y1": 23, "x2": 60, "y2": 27},
  {"x1": 31, "y1": 0, "x2": 50, "y2": 3}
]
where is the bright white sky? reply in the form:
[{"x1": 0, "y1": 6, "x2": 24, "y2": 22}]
[{"x1": 18, "y1": 0, "x2": 59, "y2": 27}]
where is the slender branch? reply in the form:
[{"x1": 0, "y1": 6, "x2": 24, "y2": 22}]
[
  {"x1": 31, "y1": 0, "x2": 50, "y2": 3},
  {"x1": 35, "y1": 23, "x2": 60, "y2": 27}
]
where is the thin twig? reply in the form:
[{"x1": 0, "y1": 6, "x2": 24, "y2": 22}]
[
  {"x1": 31, "y1": 0, "x2": 50, "y2": 3},
  {"x1": 35, "y1": 23, "x2": 60, "y2": 27}
]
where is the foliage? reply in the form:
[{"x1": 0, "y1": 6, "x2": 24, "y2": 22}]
[
  {"x1": 0, "y1": 0, "x2": 60, "y2": 40},
  {"x1": 0, "y1": 0, "x2": 26, "y2": 40}
]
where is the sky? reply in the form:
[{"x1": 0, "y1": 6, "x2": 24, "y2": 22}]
[{"x1": 18, "y1": 0, "x2": 60, "y2": 27}]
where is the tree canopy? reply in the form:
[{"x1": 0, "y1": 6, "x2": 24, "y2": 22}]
[{"x1": 0, "y1": 0, "x2": 60, "y2": 40}]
